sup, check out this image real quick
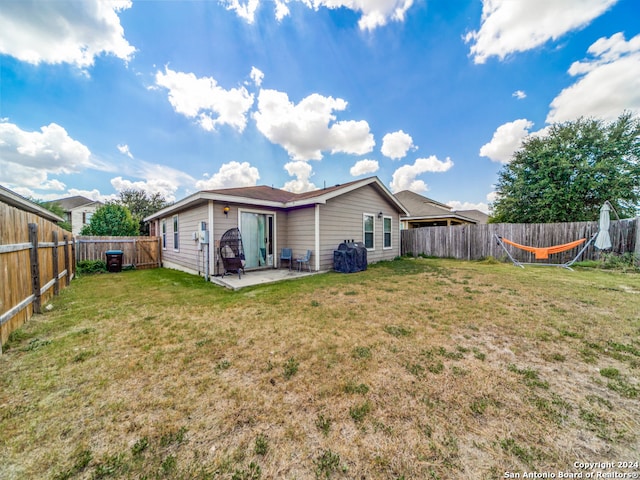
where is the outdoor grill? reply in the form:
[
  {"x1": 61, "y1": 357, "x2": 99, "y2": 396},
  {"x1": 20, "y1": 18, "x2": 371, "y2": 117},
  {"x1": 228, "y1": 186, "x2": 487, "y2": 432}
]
[{"x1": 333, "y1": 240, "x2": 367, "y2": 273}]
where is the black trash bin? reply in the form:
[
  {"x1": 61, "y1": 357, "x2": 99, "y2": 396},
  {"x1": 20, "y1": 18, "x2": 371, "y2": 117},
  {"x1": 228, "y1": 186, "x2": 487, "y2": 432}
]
[{"x1": 105, "y1": 250, "x2": 124, "y2": 272}]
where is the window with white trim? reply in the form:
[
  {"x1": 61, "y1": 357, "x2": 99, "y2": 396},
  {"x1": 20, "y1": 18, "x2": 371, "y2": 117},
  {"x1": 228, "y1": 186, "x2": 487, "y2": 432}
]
[
  {"x1": 363, "y1": 214, "x2": 374, "y2": 249},
  {"x1": 172, "y1": 215, "x2": 179, "y2": 250},
  {"x1": 383, "y1": 216, "x2": 392, "y2": 249},
  {"x1": 161, "y1": 220, "x2": 167, "y2": 250}
]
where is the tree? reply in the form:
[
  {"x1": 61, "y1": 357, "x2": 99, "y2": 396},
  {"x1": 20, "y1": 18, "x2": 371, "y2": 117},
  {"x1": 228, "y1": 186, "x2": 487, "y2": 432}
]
[
  {"x1": 33, "y1": 199, "x2": 72, "y2": 232},
  {"x1": 81, "y1": 203, "x2": 139, "y2": 236},
  {"x1": 490, "y1": 113, "x2": 640, "y2": 223},
  {"x1": 116, "y1": 189, "x2": 171, "y2": 235}
]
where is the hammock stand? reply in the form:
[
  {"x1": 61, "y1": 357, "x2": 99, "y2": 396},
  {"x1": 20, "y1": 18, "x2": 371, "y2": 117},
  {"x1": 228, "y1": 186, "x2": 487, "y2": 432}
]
[{"x1": 494, "y1": 233, "x2": 597, "y2": 270}]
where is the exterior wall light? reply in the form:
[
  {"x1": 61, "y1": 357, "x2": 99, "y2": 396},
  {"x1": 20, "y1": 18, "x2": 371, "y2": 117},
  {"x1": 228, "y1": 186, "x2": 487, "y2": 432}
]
[{"x1": 223, "y1": 205, "x2": 230, "y2": 216}]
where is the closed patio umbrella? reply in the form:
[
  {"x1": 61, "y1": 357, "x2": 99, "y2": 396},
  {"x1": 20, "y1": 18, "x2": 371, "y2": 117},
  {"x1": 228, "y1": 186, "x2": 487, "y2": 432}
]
[{"x1": 594, "y1": 202, "x2": 612, "y2": 250}]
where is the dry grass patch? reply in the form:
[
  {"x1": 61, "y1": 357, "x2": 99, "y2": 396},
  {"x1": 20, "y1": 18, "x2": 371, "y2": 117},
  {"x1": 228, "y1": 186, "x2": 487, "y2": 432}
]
[{"x1": 1, "y1": 258, "x2": 639, "y2": 479}]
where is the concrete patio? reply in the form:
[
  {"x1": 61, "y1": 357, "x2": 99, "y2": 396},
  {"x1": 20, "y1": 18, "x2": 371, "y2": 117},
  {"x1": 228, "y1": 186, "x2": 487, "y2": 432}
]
[{"x1": 209, "y1": 267, "x2": 321, "y2": 290}]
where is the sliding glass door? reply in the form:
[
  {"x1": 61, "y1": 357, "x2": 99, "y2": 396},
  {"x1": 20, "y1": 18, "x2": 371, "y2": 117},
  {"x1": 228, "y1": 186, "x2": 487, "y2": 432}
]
[{"x1": 240, "y1": 212, "x2": 274, "y2": 269}]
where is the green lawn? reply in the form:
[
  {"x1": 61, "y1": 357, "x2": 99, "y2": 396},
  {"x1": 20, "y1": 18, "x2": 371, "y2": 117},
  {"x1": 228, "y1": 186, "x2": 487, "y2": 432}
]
[{"x1": 1, "y1": 258, "x2": 639, "y2": 479}]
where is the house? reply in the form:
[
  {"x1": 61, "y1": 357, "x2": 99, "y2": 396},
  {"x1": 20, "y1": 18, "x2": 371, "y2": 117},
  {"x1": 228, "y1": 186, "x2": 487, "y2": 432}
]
[
  {"x1": 51, "y1": 196, "x2": 103, "y2": 235},
  {"x1": 394, "y1": 190, "x2": 488, "y2": 228},
  {"x1": 144, "y1": 176, "x2": 409, "y2": 278}
]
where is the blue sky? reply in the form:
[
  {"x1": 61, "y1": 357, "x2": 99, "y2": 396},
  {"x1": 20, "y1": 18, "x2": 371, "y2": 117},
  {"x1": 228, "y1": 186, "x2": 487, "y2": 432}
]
[{"x1": 1, "y1": 0, "x2": 639, "y2": 213}]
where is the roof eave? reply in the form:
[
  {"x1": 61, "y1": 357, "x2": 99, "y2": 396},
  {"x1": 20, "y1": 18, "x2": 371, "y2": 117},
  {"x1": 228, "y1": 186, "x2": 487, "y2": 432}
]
[
  {"x1": 402, "y1": 214, "x2": 477, "y2": 223},
  {"x1": 144, "y1": 191, "x2": 288, "y2": 221},
  {"x1": 0, "y1": 185, "x2": 65, "y2": 223}
]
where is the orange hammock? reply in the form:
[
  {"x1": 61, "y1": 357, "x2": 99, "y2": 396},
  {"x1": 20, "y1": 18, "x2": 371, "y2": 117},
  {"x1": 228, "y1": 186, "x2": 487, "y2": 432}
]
[{"x1": 500, "y1": 237, "x2": 586, "y2": 260}]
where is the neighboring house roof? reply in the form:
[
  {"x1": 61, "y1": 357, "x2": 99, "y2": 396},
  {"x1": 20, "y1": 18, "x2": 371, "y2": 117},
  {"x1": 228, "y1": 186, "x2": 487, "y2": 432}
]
[
  {"x1": 52, "y1": 196, "x2": 102, "y2": 211},
  {"x1": 0, "y1": 184, "x2": 64, "y2": 223},
  {"x1": 455, "y1": 209, "x2": 489, "y2": 224},
  {"x1": 394, "y1": 190, "x2": 488, "y2": 224},
  {"x1": 145, "y1": 176, "x2": 409, "y2": 221},
  {"x1": 394, "y1": 190, "x2": 454, "y2": 216}
]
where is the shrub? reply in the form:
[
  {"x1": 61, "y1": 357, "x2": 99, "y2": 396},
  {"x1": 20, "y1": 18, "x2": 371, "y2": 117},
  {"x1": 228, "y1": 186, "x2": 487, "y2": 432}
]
[
  {"x1": 76, "y1": 260, "x2": 107, "y2": 274},
  {"x1": 598, "y1": 252, "x2": 640, "y2": 272}
]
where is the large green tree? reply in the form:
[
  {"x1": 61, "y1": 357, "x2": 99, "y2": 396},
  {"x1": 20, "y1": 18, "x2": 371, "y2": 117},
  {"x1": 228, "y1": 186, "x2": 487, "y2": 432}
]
[
  {"x1": 116, "y1": 189, "x2": 171, "y2": 235},
  {"x1": 80, "y1": 203, "x2": 139, "y2": 236},
  {"x1": 490, "y1": 113, "x2": 640, "y2": 223}
]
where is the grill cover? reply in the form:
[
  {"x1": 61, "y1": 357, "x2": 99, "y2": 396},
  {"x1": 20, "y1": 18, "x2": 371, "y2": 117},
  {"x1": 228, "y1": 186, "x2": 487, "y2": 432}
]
[{"x1": 333, "y1": 241, "x2": 367, "y2": 273}]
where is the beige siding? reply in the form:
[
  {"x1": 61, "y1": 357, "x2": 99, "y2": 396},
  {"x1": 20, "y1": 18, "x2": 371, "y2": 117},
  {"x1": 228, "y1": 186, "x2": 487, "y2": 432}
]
[
  {"x1": 283, "y1": 207, "x2": 315, "y2": 267},
  {"x1": 274, "y1": 210, "x2": 289, "y2": 268},
  {"x1": 160, "y1": 204, "x2": 209, "y2": 276},
  {"x1": 153, "y1": 183, "x2": 402, "y2": 276},
  {"x1": 319, "y1": 186, "x2": 401, "y2": 271},
  {"x1": 159, "y1": 201, "x2": 294, "y2": 277}
]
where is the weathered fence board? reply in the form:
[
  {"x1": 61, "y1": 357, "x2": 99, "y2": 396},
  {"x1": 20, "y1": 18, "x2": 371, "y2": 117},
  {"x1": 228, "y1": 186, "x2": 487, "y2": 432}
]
[
  {"x1": 76, "y1": 236, "x2": 161, "y2": 269},
  {"x1": 1, "y1": 201, "x2": 75, "y2": 351},
  {"x1": 401, "y1": 218, "x2": 638, "y2": 264}
]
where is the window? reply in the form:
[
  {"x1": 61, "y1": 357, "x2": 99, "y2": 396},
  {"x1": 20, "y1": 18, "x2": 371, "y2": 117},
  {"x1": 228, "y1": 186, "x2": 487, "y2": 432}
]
[
  {"x1": 161, "y1": 220, "x2": 167, "y2": 250},
  {"x1": 363, "y1": 214, "x2": 374, "y2": 249},
  {"x1": 383, "y1": 216, "x2": 392, "y2": 249},
  {"x1": 172, "y1": 215, "x2": 179, "y2": 250}
]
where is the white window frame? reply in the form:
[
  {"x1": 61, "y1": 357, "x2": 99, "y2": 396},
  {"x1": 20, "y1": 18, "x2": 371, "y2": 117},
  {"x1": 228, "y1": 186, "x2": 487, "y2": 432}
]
[
  {"x1": 172, "y1": 215, "x2": 179, "y2": 251},
  {"x1": 383, "y1": 216, "x2": 392, "y2": 249},
  {"x1": 161, "y1": 220, "x2": 167, "y2": 250},
  {"x1": 363, "y1": 213, "x2": 375, "y2": 250}
]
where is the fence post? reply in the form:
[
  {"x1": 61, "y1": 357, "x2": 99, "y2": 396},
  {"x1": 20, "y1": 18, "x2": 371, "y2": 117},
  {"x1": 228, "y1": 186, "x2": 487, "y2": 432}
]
[
  {"x1": 72, "y1": 238, "x2": 77, "y2": 276},
  {"x1": 52, "y1": 231, "x2": 59, "y2": 296},
  {"x1": 63, "y1": 234, "x2": 70, "y2": 287},
  {"x1": 635, "y1": 217, "x2": 640, "y2": 264},
  {"x1": 29, "y1": 223, "x2": 41, "y2": 314}
]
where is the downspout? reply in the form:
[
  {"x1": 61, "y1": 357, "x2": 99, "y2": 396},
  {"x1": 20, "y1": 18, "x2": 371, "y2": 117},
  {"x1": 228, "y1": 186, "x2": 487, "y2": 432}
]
[
  {"x1": 208, "y1": 200, "x2": 215, "y2": 280},
  {"x1": 315, "y1": 204, "x2": 320, "y2": 271}
]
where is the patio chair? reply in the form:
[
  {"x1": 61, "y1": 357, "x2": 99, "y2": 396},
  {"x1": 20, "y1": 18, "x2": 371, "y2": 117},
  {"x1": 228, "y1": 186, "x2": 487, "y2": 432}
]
[
  {"x1": 296, "y1": 249, "x2": 312, "y2": 272},
  {"x1": 220, "y1": 228, "x2": 245, "y2": 279},
  {"x1": 280, "y1": 247, "x2": 293, "y2": 270}
]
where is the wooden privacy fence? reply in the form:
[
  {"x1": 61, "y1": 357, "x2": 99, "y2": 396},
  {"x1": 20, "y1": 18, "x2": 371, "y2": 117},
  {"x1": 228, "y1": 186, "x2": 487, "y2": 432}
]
[
  {"x1": 1, "y1": 202, "x2": 75, "y2": 352},
  {"x1": 76, "y1": 236, "x2": 161, "y2": 269},
  {"x1": 401, "y1": 218, "x2": 639, "y2": 264}
]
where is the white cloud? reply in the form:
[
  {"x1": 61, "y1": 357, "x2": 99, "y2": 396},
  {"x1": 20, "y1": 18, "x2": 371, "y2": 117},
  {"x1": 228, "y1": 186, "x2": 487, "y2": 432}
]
[
  {"x1": 512, "y1": 90, "x2": 527, "y2": 100},
  {"x1": 155, "y1": 67, "x2": 254, "y2": 133},
  {"x1": 0, "y1": 0, "x2": 135, "y2": 68},
  {"x1": 282, "y1": 161, "x2": 317, "y2": 193},
  {"x1": 479, "y1": 119, "x2": 534, "y2": 164},
  {"x1": 221, "y1": 0, "x2": 414, "y2": 31},
  {"x1": 110, "y1": 176, "x2": 179, "y2": 203},
  {"x1": 547, "y1": 32, "x2": 640, "y2": 123},
  {"x1": 254, "y1": 89, "x2": 374, "y2": 161},
  {"x1": 381, "y1": 130, "x2": 414, "y2": 160},
  {"x1": 67, "y1": 188, "x2": 117, "y2": 203},
  {"x1": 447, "y1": 200, "x2": 490, "y2": 215},
  {"x1": 195, "y1": 161, "x2": 260, "y2": 190},
  {"x1": 117, "y1": 144, "x2": 134, "y2": 159},
  {"x1": 220, "y1": 0, "x2": 260, "y2": 24},
  {"x1": 0, "y1": 121, "x2": 95, "y2": 189},
  {"x1": 274, "y1": 0, "x2": 290, "y2": 20},
  {"x1": 350, "y1": 159, "x2": 379, "y2": 177},
  {"x1": 390, "y1": 156, "x2": 454, "y2": 193},
  {"x1": 465, "y1": 0, "x2": 617, "y2": 64},
  {"x1": 250, "y1": 67, "x2": 264, "y2": 87}
]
